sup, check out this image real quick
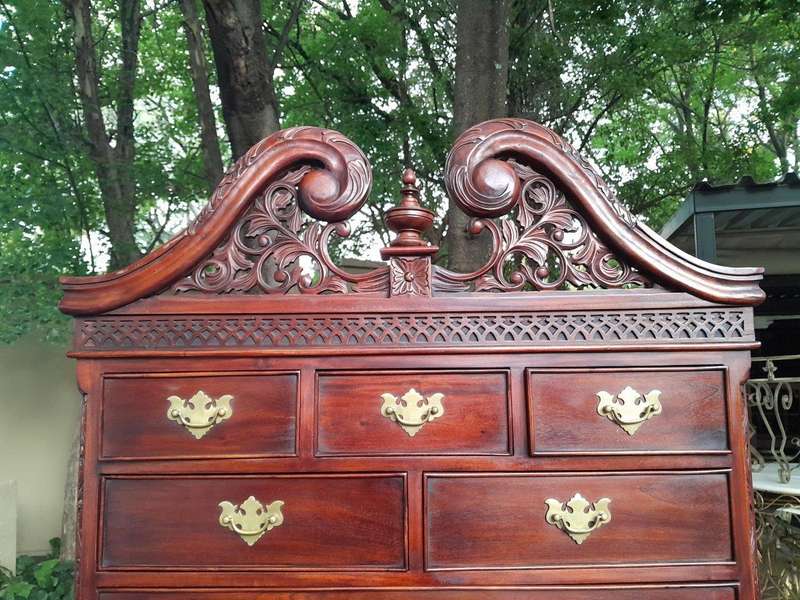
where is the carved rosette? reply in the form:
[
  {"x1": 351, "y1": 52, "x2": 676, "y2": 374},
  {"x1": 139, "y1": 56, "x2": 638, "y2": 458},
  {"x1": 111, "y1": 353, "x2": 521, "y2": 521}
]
[
  {"x1": 389, "y1": 257, "x2": 431, "y2": 296},
  {"x1": 173, "y1": 127, "x2": 389, "y2": 295},
  {"x1": 434, "y1": 118, "x2": 650, "y2": 293}
]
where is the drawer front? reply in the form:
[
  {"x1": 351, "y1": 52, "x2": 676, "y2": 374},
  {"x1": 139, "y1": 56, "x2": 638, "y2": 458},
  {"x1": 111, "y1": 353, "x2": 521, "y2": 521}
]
[
  {"x1": 316, "y1": 370, "x2": 510, "y2": 455},
  {"x1": 425, "y1": 472, "x2": 732, "y2": 570},
  {"x1": 528, "y1": 368, "x2": 728, "y2": 454},
  {"x1": 100, "y1": 588, "x2": 736, "y2": 600},
  {"x1": 101, "y1": 475, "x2": 406, "y2": 570},
  {"x1": 101, "y1": 372, "x2": 297, "y2": 459}
]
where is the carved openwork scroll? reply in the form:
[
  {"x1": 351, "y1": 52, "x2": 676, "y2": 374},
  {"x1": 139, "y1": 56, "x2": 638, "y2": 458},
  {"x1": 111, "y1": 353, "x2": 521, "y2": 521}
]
[
  {"x1": 173, "y1": 127, "x2": 389, "y2": 295},
  {"x1": 172, "y1": 119, "x2": 651, "y2": 298},
  {"x1": 58, "y1": 118, "x2": 765, "y2": 315},
  {"x1": 173, "y1": 166, "x2": 389, "y2": 295},
  {"x1": 433, "y1": 158, "x2": 649, "y2": 292}
]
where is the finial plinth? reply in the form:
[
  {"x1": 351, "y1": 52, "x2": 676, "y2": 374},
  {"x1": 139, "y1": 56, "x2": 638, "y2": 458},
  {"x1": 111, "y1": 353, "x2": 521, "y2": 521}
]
[{"x1": 381, "y1": 169, "x2": 438, "y2": 259}]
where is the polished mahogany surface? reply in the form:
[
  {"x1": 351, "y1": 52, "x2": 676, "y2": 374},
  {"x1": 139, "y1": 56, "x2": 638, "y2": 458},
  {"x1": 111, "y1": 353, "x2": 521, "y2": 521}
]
[
  {"x1": 101, "y1": 475, "x2": 406, "y2": 570},
  {"x1": 100, "y1": 587, "x2": 738, "y2": 600},
  {"x1": 425, "y1": 471, "x2": 732, "y2": 569},
  {"x1": 61, "y1": 119, "x2": 761, "y2": 600},
  {"x1": 101, "y1": 372, "x2": 297, "y2": 459},
  {"x1": 528, "y1": 367, "x2": 729, "y2": 454},
  {"x1": 316, "y1": 370, "x2": 510, "y2": 456}
]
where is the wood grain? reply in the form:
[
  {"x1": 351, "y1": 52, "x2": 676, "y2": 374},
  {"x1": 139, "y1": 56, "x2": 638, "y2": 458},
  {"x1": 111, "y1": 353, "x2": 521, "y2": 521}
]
[
  {"x1": 100, "y1": 474, "x2": 406, "y2": 570},
  {"x1": 316, "y1": 370, "x2": 510, "y2": 455},
  {"x1": 101, "y1": 373, "x2": 297, "y2": 459},
  {"x1": 528, "y1": 367, "x2": 728, "y2": 454},
  {"x1": 58, "y1": 118, "x2": 762, "y2": 599},
  {"x1": 99, "y1": 587, "x2": 737, "y2": 600},
  {"x1": 425, "y1": 471, "x2": 733, "y2": 569}
]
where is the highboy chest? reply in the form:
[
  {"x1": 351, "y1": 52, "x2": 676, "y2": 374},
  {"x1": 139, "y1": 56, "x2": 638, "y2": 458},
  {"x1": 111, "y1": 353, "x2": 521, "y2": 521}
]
[{"x1": 60, "y1": 118, "x2": 763, "y2": 599}]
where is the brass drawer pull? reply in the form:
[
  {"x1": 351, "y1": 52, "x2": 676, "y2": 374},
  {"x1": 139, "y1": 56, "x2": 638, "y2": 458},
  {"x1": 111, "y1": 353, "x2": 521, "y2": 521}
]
[
  {"x1": 218, "y1": 495, "x2": 284, "y2": 546},
  {"x1": 596, "y1": 386, "x2": 662, "y2": 435},
  {"x1": 167, "y1": 390, "x2": 233, "y2": 439},
  {"x1": 545, "y1": 493, "x2": 611, "y2": 545},
  {"x1": 380, "y1": 388, "x2": 445, "y2": 437}
]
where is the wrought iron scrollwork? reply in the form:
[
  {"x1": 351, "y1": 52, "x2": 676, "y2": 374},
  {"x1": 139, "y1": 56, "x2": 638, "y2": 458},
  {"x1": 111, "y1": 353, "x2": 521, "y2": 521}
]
[{"x1": 746, "y1": 356, "x2": 800, "y2": 484}]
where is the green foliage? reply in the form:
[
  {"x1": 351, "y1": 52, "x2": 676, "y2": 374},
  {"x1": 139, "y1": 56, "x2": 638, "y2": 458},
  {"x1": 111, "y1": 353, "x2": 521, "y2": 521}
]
[
  {"x1": 0, "y1": 539, "x2": 73, "y2": 600},
  {"x1": 0, "y1": 0, "x2": 797, "y2": 341},
  {"x1": 279, "y1": 0, "x2": 455, "y2": 257}
]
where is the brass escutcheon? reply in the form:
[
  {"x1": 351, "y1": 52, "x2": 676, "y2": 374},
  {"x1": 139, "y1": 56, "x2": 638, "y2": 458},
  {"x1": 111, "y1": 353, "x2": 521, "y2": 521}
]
[
  {"x1": 218, "y1": 495, "x2": 284, "y2": 546},
  {"x1": 167, "y1": 390, "x2": 233, "y2": 439},
  {"x1": 380, "y1": 388, "x2": 444, "y2": 437},
  {"x1": 545, "y1": 492, "x2": 612, "y2": 545},
  {"x1": 596, "y1": 386, "x2": 662, "y2": 436}
]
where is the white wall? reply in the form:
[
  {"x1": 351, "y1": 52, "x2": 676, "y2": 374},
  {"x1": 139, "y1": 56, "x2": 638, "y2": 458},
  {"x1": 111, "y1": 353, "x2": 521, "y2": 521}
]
[{"x1": 0, "y1": 338, "x2": 79, "y2": 556}]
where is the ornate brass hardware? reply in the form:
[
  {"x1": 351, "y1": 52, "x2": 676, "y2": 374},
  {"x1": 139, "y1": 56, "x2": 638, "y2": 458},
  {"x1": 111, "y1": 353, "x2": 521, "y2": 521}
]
[
  {"x1": 545, "y1": 493, "x2": 612, "y2": 545},
  {"x1": 596, "y1": 386, "x2": 662, "y2": 436},
  {"x1": 166, "y1": 390, "x2": 233, "y2": 439},
  {"x1": 380, "y1": 388, "x2": 444, "y2": 437},
  {"x1": 218, "y1": 495, "x2": 284, "y2": 546}
]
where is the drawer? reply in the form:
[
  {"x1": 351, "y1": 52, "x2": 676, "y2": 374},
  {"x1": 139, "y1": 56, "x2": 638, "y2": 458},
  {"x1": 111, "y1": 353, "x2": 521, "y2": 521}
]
[
  {"x1": 101, "y1": 372, "x2": 297, "y2": 459},
  {"x1": 527, "y1": 367, "x2": 728, "y2": 454},
  {"x1": 316, "y1": 370, "x2": 510, "y2": 455},
  {"x1": 99, "y1": 587, "x2": 737, "y2": 599},
  {"x1": 425, "y1": 471, "x2": 732, "y2": 570},
  {"x1": 100, "y1": 474, "x2": 406, "y2": 570}
]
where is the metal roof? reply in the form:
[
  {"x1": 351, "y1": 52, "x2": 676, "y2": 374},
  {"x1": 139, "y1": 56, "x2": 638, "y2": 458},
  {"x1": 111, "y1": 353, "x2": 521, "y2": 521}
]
[
  {"x1": 661, "y1": 172, "x2": 800, "y2": 240},
  {"x1": 660, "y1": 172, "x2": 800, "y2": 273}
]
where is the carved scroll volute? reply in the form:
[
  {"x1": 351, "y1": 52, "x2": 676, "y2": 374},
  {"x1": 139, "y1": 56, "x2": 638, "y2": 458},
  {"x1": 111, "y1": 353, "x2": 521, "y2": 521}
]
[
  {"x1": 436, "y1": 119, "x2": 648, "y2": 293},
  {"x1": 380, "y1": 169, "x2": 438, "y2": 296},
  {"x1": 436, "y1": 117, "x2": 764, "y2": 304},
  {"x1": 173, "y1": 127, "x2": 391, "y2": 295},
  {"x1": 61, "y1": 126, "x2": 390, "y2": 314},
  {"x1": 194, "y1": 126, "x2": 373, "y2": 230}
]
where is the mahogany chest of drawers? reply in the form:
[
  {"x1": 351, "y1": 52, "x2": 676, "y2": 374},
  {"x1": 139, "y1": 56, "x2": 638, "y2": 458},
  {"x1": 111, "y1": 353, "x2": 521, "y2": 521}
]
[{"x1": 60, "y1": 119, "x2": 763, "y2": 599}]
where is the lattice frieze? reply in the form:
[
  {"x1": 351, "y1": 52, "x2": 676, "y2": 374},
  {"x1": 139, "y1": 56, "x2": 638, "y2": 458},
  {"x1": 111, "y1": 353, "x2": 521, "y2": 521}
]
[{"x1": 75, "y1": 308, "x2": 750, "y2": 351}]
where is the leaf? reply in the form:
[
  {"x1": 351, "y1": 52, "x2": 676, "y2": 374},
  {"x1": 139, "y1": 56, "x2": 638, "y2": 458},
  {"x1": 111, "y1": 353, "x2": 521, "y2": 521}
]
[
  {"x1": 3, "y1": 581, "x2": 34, "y2": 600},
  {"x1": 32, "y1": 560, "x2": 59, "y2": 588}
]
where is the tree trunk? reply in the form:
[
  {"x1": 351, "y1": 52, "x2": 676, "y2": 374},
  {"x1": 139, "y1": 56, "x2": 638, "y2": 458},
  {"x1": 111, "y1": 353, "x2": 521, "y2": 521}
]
[
  {"x1": 67, "y1": 0, "x2": 143, "y2": 269},
  {"x1": 63, "y1": 0, "x2": 143, "y2": 553},
  {"x1": 445, "y1": 0, "x2": 510, "y2": 272},
  {"x1": 180, "y1": 0, "x2": 225, "y2": 189},
  {"x1": 202, "y1": 0, "x2": 280, "y2": 159}
]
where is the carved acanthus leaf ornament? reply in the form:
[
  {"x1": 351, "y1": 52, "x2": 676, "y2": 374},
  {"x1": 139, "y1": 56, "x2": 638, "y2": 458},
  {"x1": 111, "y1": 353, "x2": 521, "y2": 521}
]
[
  {"x1": 433, "y1": 119, "x2": 650, "y2": 292},
  {"x1": 173, "y1": 127, "x2": 389, "y2": 295}
]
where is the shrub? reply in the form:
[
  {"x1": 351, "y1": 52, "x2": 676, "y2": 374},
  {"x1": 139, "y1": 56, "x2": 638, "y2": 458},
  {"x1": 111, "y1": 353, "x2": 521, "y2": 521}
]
[{"x1": 0, "y1": 539, "x2": 73, "y2": 600}]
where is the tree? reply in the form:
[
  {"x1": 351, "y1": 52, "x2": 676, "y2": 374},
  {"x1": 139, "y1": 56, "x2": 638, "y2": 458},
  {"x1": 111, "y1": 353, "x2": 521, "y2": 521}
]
[
  {"x1": 0, "y1": 0, "x2": 798, "y2": 344},
  {"x1": 180, "y1": 0, "x2": 225, "y2": 189},
  {"x1": 202, "y1": 0, "x2": 302, "y2": 159},
  {"x1": 444, "y1": 0, "x2": 511, "y2": 271},
  {"x1": 66, "y1": 0, "x2": 144, "y2": 269}
]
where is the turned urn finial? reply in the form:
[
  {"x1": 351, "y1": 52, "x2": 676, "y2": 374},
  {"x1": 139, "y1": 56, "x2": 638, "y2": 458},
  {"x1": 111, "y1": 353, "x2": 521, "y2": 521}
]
[{"x1": 380, "y1": 168, "x2": 438, "y2": 259}]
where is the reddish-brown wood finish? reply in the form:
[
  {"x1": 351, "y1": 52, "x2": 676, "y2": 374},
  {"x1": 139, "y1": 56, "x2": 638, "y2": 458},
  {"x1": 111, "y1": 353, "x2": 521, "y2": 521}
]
[
  {"x1": 59, "y1": 119, "x2": 761, "y2": 600},
  {"x1": 101, "y1": 475, "x2": 406, "y2": 570},
  {"x1": 99, "y1": 586, "x2": 737, "y2": 599},
  {"x1": 316, "y1": 370, "x2": 510, "y2": 455},
  {"x1": 528, "y1": 367, "x2": 729, "y2": 455},
  {"x1": 101, "y1": 373, "x2": 297, "y2": 459},
  {"x1": 425, "y1": 471, "x2": 733, "y2": 570}
]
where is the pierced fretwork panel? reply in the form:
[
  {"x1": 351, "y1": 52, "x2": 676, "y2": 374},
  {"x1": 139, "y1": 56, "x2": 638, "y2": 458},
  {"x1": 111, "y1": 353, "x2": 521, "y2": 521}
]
[
  {"x1": 173, "y1": 167, "x2": 389, "y2": 296},
  {"x1": 433, "y1": 160, "x2": 650, "y2": 292}
]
